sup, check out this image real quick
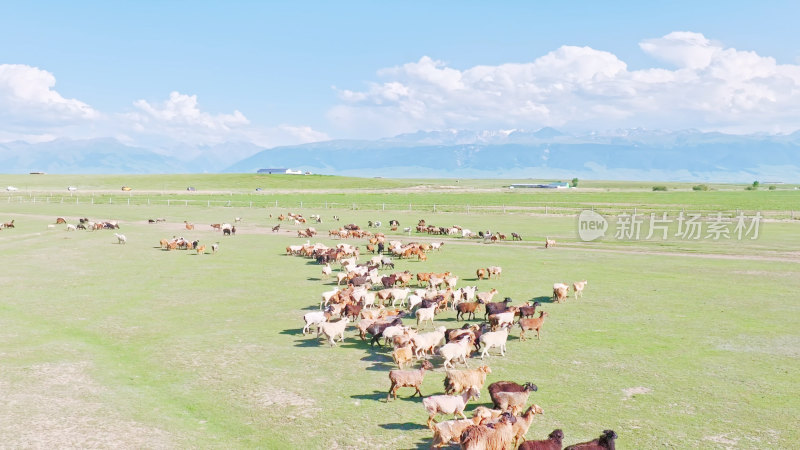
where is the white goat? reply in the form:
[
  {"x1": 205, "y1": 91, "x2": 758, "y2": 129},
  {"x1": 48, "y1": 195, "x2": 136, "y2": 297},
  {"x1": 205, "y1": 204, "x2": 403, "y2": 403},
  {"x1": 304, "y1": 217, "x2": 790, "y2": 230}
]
[
  {"x1": 317, "y1": 317, "x2": 350, "y2": 347},
  {"x1": 438, "y1": 336, "x2": 472, "y2": 369},
  {"x1": 479, "y1": 326, "x2": 510, "y2": 359},
  {"x1": 415, "y1": 305, "x2": 437, "y2": 329},
  {"x1": 114, "y1": 233, "x2": 127, "y2": 244},
  {"x1": 422, "y1": 386, "x2": 480, "y2": 429},
  {"x1": 302, "y1": 310, "x2": 330, "y2": 335}
]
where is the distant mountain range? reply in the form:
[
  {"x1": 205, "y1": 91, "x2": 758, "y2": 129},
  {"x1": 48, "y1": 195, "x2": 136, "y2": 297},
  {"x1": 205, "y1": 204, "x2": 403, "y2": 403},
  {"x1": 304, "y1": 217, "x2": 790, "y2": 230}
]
[{"x1": 1, "y1": 129, "x2": 799, "y2": 182}]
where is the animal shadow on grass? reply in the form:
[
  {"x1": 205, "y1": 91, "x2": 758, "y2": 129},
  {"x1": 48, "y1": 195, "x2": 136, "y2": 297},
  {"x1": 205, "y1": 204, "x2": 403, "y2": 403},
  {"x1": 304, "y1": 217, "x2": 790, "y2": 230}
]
[
  {"x1": 292, "y1": 336, "x2": 324, "y2": 348},
  {"x1": 530, "y1": 295, "x2": 554, "y2": 304},
  {"x1": 379, "y1": 422, "x2": 428, "y2": 431},
  {"x1": 306, "y1": 277, "x2": 322, "y2": 282},
  {"x1": 356, "y1": 351, "x2": 394, "y2": 371},
  {"x1": 279, "y1": 328, "x2": 303, "y2": 336}
]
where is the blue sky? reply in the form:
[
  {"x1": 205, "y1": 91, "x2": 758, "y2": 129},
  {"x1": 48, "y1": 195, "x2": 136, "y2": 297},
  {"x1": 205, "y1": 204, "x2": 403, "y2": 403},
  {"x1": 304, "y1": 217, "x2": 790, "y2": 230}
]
[{"x1": 1, "y1": 1, "x2": 799, "y2": 154}]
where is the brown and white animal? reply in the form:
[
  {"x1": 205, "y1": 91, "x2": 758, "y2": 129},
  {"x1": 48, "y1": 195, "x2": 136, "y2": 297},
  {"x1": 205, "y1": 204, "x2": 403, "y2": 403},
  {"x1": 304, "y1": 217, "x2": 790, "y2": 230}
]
[
  {"x1": 211, "y1": 242, "x2": 219, "y2": 254},
  {"x1": 545, "y1": 237, "x2": 556, "y2": 248},
  {"x1": 488, "y1": 381, "x2": 538, "y2": 410},
  {"x1": 430, "y1": 417, "x2": 482, "y2": 448},
  {"x1": 422, "y1": 386, "x2": 480, "y2": 429},
  {"x1": 488, "y1": 266, "x2": 502, "y2": 279},
  {"x1": 518, "y1": 429, "x2": 564, "y2": 450},
  {"x1": 564, "y1": 429, "x2": 617, "y2": 450},
  {"x1": 387, "y1": 360, "x2": 434, "y2": 401},
  {"x1": 511, "y1": 405, "x2": 546, "y2": 448},
  {"x1": 519, "y1": 311, "x2": 549, "y2": 341},
  {"x1": 302, "y1": 309, "x2": 332, "y2": 335},
  {"x1": 493, "y1": 390, "x2": 533, "y2": 415},
  {"x1": 572, "y1": 280, "x2": 588, "y2": 299},
  {"x1": 553, "y1": 283, "x2": 569, "y2": 303},
  {"x1": 459, "y1": 411, "x2": 516, "y2": 450},
  {"x1": 443, "y1": 366, "x2": 491, "y2": 395}
]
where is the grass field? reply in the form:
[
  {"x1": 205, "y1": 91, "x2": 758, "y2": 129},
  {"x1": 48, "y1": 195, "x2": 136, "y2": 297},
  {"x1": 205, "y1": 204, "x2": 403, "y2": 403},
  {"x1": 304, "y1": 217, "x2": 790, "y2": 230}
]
[{"x1": 0, "y1": 175, "x2": 797, "y2": 449}]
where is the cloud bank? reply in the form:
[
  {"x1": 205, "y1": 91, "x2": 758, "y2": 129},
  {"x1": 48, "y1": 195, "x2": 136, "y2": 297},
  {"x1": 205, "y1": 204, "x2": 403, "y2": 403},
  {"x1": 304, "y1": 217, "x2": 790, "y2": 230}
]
[{"x1": 329, "y1": 31, "x2": 800, "y2": 137}]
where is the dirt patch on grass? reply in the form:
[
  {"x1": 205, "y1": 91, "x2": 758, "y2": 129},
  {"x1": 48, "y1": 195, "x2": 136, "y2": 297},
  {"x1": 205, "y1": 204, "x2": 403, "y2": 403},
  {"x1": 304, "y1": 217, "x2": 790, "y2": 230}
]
[
  {"x1": 622, "y1": 386, "x2": 652, "y2": 399},
  {"x1": 0, "y1": 361, "x2": 176, "y2": 448},
  {"x1": 704, "y1": 434, "x2": 739, "y2": 448},
  {"x1": 716, "y1": 335, "x2": 800, "y2": 358}
]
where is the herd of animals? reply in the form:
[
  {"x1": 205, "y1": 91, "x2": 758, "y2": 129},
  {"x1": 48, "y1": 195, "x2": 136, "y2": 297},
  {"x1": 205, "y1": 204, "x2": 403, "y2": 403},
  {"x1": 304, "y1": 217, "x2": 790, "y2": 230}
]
[
  {"x1": 287, "y1": 216, "x2": 613, "y2": 449},
  {"x1": 5, "y1": 212, "x2": 612, "y2": 448}
]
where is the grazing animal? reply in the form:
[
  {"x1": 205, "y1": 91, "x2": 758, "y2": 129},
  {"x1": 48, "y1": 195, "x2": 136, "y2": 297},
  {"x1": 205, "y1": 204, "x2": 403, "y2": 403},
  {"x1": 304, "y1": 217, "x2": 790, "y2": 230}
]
[
  {"x1": 480, "y1": 326, "x2": 510, "y2": 358},
  {"x1": 211, "y1": 242, "x2": 219, "y2": 254},
  {"x1": 387, "y1": 360, "x2": 434, "y2": 401},
  {"x1": 511, "y1": 405, "x2": 545, "y2": 448},
  {"x1": 511, "y1": 232, "x2": 522, "y2": 241},
  {"x1": 443, "y1": 366, "x2": 491, "y2": 394},
  {"x1": 545, "y1": 237, "x2": 556, "y2": 248},
  {"x1": 196, "y1": 245, "x2": 206, "y2": 254},
  {"x1": 553, "y1": 283, "x2": 569, "y2": 303},
  {"x1": 430, "y1": 417, "x2": 483, "y2": 448},
  {"x1": 456, "y1": 301, "x2": 482, "y2": 321},
  {"x1": 184, "y1": 221, "x2": 194, "y2": 230},
  {"x1": 564, "y1": 429, "x2": 618, "y2": 450},
  {"x1": 488, "y1": 266, "x2": 502, "y2": 279},
  {"x1": 493, "y1": 390, "x2": 534, "y2": 415},
  {"x1": 56, "y1": 217, "x2": 67, "y2": 224},
  {"x1": 483, "y1": 295, "x2": 510, "y2": 319},
  {"x1": 476, "y1": 268, "x2": 489, "y2": 280},
  {"x1": 66, "y1": 224, "x2": 77, "y2": 231},
  {"x1": 159, "y1": 238, "x2": 169, "y2": 249},
  {"x1": 518, "y1": 429, "x2": 564, "y2": 450},
  {"x1": 519, "y1": 311, "x2": 549, "y2": 341},
  {"x1": 422, "y1": 386, "x2": 480, "y2": 429},
  {"x1": 438, "y1": 336, "x2": 473, "y2": 369},
  {"x1": 459, "y1": 411, "x2": 517, "y2": 450},
  {"x1": 2, "y1": 219, "x2": 14, "y2": 228},
  {"x1": 572, "y1": 280, "x2": 588, "y2": 299},
  {"x1": 518, "y1": 301, "x2": 541, "y2": 318},
  {"x1": 391, "y1": 344, "x2": 416, "y2": 369},
  {"x1": 488, "y1": 381, "x2": 538, "y2": 410},
  {"x1": 415, "y1": 305, "x2": 437, "y2": 329},
  {"x1": 271, "y1": 224, "x2": 280, "y2": 232},
  {"x1": 114, "y1": 233, "x2": 127, "y2": 244},
  {"x1": 316, "y1": 317, "x2": 350, "y2": 346},
  {"x1": 302, "y1": 310, "x2": 331, "y2": 335}
]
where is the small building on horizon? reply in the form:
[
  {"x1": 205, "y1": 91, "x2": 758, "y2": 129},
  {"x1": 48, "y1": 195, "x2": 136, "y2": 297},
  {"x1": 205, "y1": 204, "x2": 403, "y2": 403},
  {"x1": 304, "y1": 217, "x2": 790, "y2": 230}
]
[
  {"x1": 509, "y1": 181, "x2": 570, "y2": 189},
  {"x1": 257, "y1": 168, "x2": 306, "y2": 175}
]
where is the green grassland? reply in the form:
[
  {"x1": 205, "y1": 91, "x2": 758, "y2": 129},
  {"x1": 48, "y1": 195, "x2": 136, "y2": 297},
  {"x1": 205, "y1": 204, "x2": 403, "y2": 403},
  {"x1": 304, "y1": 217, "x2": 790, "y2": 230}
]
[{"x1": 0, "y1": 175, "x2": 798, "y2": 448}]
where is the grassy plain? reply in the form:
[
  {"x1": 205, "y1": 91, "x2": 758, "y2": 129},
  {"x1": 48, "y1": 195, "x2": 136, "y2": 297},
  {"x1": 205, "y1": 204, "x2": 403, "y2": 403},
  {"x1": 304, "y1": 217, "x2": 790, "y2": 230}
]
[{"x1": 0, "y1": 175, "x2": 797, "y2": 448}]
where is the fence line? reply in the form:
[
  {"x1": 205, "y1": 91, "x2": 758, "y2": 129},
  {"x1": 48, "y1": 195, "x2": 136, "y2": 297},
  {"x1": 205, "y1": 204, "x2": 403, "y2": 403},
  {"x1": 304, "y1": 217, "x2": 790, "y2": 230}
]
[{"x1": 1, "y1": 194, "x2": 792, "y2": 219}]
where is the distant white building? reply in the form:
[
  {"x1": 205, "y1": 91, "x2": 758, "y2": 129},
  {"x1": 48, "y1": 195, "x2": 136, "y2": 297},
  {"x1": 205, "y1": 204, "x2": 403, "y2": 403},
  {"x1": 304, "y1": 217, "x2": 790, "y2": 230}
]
[{"x1": 257, "y1": 168, "x2": 307, "y2": 175}]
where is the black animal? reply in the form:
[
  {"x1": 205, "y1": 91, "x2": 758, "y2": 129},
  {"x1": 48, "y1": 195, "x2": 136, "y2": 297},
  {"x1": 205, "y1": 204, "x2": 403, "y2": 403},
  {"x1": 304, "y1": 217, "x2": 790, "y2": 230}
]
[
  {"x1": 518, "y1": 429, "x2": 564, "y2": 450},
  {"x1": 484, "y1": 297, "x2": 513, "y2": 319},
  {"x1": 564, "y1": 429, "x2": 617, "y2": 450},
  {"x1": 518, "y1": 301, "x2": 542, "y2": 318},
  {"x1": 511, "y1": 232, "x2": 522, "y2": 241},
  {"x1": 389, "y1": 219, "x2": 399, "y2": 226},
  {"x1": 377, "y1": 242, "x2": 385, "y2": 254},
  {"x1": 381, "y1": 275, "x2": 397, "y2": 288},
  {"x1": 272, "y1": 224, "x2": 280, "y2": 232},
  {"x1": 367, "y1": 318, "x2": 403, "y2": 347}
]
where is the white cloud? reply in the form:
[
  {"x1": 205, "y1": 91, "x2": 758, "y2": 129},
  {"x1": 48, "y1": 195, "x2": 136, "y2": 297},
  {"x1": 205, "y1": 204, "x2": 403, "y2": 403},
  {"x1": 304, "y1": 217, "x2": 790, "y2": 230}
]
[
  {"x1": 132, "y1": 91, "x2": 249, "y2": 131},
  {"x1": 0, "y1": 64, "x2": 99, "y2": 143},
  {"x1": 329, "y1": 32, "x2": 800, "y2": 136}
]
